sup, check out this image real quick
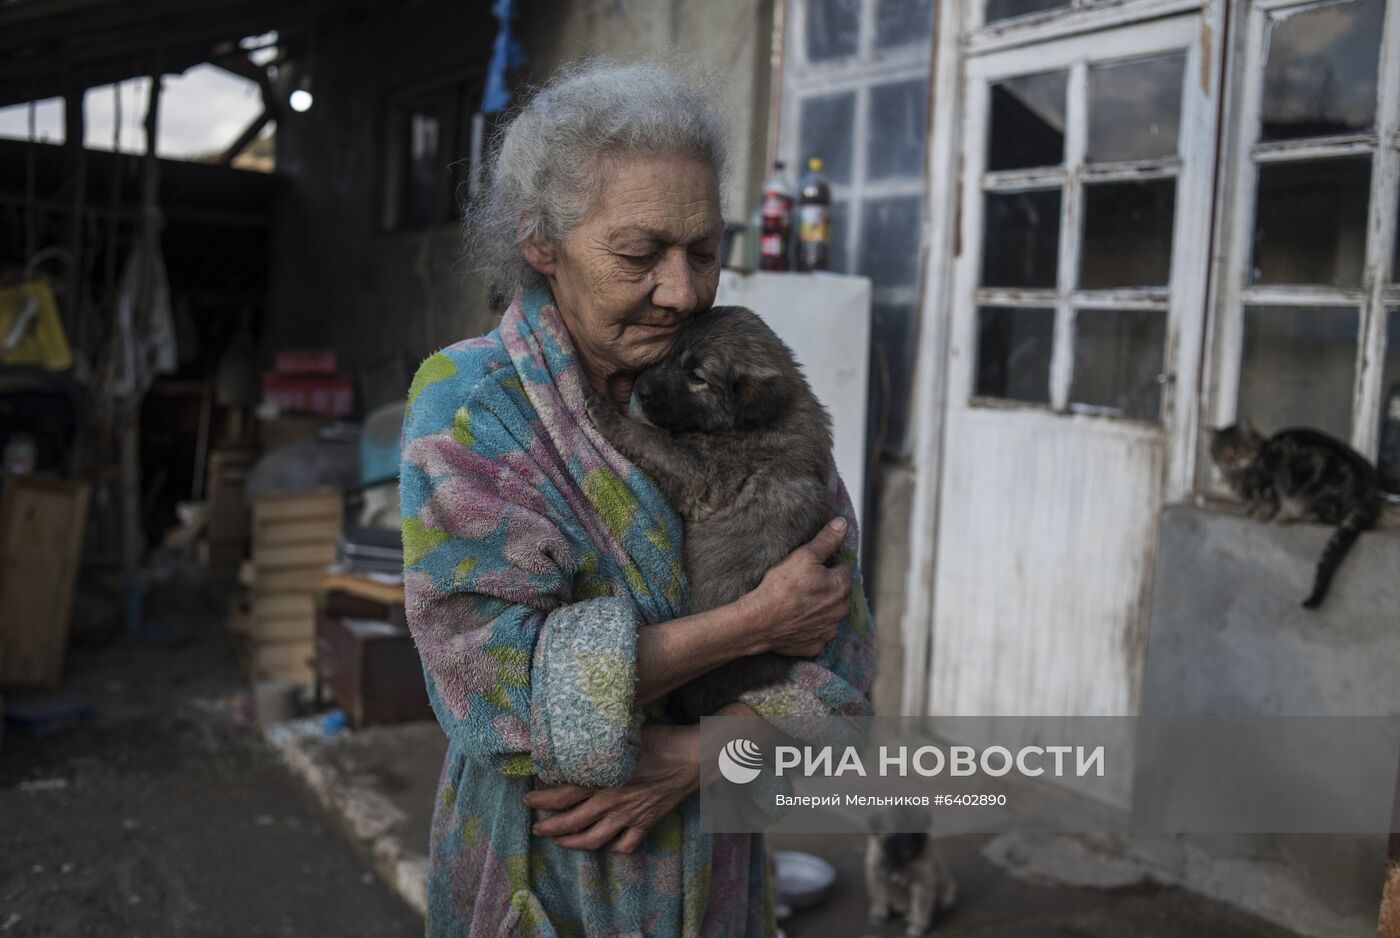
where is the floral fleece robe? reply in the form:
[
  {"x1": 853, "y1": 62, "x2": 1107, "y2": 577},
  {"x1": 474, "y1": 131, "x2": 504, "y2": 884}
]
[{"x1": 400, "y1": 284, "x2": 876, "y2": 937}]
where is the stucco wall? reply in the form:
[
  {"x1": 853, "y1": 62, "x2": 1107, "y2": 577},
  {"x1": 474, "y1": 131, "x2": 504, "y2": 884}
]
[
  {"x1": 268, "y1": 0, "x2": 774, "y2": 376},
  {"x1": 1134, "y1": 504, "x2": 1400, "y2": 936}
]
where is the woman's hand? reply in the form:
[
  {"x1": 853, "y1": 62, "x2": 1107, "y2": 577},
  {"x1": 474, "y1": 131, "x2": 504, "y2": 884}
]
[
  {"x1": 741, "y1": 517, "x2": 852, "y2": 658},
  {"x1": 524, "y1": 723, "x2": 700, "y2": 854}
]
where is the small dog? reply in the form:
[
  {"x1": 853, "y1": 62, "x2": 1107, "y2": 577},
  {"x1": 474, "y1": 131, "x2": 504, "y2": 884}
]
[
  {"x1": 866, "y1": 809, "x2": 957, "y2": 936},
  {"x1": 587, "y1": 306, "x2": 835, "y2": 722}
]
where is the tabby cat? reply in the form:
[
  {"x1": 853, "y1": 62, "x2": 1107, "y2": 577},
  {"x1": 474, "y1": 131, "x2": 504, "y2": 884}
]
[{"x1": 1209, "y1": 423, "x2": 1381, "y2": 608}]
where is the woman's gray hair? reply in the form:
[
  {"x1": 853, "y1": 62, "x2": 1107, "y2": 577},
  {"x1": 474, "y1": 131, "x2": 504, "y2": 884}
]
[{"x1": 465, "y1": 60, "x2": 729, "y2": 301}]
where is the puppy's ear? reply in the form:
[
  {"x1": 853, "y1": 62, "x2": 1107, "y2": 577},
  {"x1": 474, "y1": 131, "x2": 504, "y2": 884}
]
[{"x1": 733, "y1": 374, "x2": 786, "y2": 428}]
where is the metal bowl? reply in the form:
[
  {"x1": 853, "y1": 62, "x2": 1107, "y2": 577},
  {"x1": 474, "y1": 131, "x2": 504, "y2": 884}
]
[{"x1": 772, "y1": 850, "x2": 836, "y2": 910}]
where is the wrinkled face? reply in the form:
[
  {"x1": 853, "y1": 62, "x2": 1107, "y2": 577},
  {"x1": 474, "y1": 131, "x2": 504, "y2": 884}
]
[
  {"x1": 524, "y1": 152, "x2": 723, "y2": 383},
  {"x1": 1209, "y1": 423, "x2": 1263, "y2": 470},
  {"x1": 633, "y1": 308, "x2": 792, "y2": 434}
]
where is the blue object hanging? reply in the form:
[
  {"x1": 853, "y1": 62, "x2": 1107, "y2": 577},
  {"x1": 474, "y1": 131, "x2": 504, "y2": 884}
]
[{"x1": 482, "y1": 0, "x2": 527, "y2": 115}]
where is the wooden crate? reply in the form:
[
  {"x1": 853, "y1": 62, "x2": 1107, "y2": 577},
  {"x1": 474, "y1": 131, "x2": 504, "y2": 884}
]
[
  {"x1": 0, "y1": 476, "x2": 90, "y2": 689},
  {"x1": 253, "y1": 563, "x2": 328, "y2": 595},
  {"x1": 246, "y1": 638, "x2": 316, "y2": 684},
  {"x1": 252, "y1": 592, "x2": 317, "y2": 641},
  {"x1": 240, "y1": 489, "x2": 343, "y2": 685}
]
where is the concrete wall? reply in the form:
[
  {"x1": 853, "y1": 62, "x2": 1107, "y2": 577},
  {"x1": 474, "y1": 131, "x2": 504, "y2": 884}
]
[
  {"x1": 268, "y1": 0, "x2": 775, "y2": 376},
  {"x1": 1134, "y1": 504, "x2": 1400, "y2": 937}
]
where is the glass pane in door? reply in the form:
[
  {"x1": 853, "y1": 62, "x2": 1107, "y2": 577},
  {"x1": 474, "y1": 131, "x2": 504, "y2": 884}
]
[
  {"x1": 1087, "y1": 53, "x2": 1186, "y2": 163},
  {"x1": 1260, "y1": 0, "x2": 1385, "y2": 141},
  {"x1": 1251, "y1": 157, "x2": 1370, "y2": 287},
  {"x1": 982, "y1": 189, "x2": 1061, "y2": 287},
  {"x1": 807, "y1": 0, "x2": 861, "y2": 61},
  {"x1": 1238, "y1": 305, "x2": 1359, "y2": 439},
  {"x1": 1079, "y1": 179, "x2": 1176, "y2": 288},
  {"x1": 867, "y1": 79, "x2": 929, "y2": 181},
  {"x1": 875, "y1": 0, "x2": 934, "y2": 48},
  {"x1": 1069, "y1": 309, "x2": 1167, "y2": 420},
  {"x1": 975, "y1": 306, "x2": 1054, "y2": 403},
  {"x1": 799, "y1": 92, "x2": 857, "y2": 185},
  {"x1": 988, "y1": 71, "x2": 1067, "y2": 171}
]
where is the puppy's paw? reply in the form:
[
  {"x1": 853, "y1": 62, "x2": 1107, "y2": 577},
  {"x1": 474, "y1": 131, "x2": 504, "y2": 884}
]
[
  {"x1": 586, "y1": 392, "x2": 617, "y2": 430},
  {"x1": 867, "y1": 909, "x2": 891, "y2": 927}
]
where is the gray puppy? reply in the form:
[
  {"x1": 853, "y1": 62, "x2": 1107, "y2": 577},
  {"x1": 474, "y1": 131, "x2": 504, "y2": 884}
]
[{"x1": 586, "y1": 306, "x2": 835, "y2": 722}]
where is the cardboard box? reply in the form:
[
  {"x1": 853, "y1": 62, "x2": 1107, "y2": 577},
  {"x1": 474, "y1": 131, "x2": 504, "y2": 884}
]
[{"x1": 261, "y1": 373, "x2": 353, "y2": 418}]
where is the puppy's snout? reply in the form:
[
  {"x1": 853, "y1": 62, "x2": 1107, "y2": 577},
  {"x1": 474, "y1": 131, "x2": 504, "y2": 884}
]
[{"x1": 636, "y1": 372, "x2": 660, "y2": 403}]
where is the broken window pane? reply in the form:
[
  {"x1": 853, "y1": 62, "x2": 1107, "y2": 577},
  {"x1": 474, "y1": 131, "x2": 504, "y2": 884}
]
[
  {"x1": 1379, "y1": 309, "x2": 1400, "y2": 494},
  {"x1": 1238, "y1": 305, "x2": 1358, "y2": 440},
  {"x1": 402, "y1": 111, "x2": 440, "y2": 227},
  {"x1": 860, "y1": 197, "x2": 923, "y2": 287},
  {"x1": 807, "y1": 0, "x2": 861, "y2": 61},
  {"x1": 982, "y1": 189, "x2": 1061, "y2": 288},
  {"x1": 1251, "y1": 157, "x2": 1370, "y2": 287},
  {"x1": 985, "y1": 0, "x2": 1069, "y2": 24},
  {"x1": 876, "y1": 0, "x2": 935, "y2": 49},
  {"x1": 988, "y1": 70, "x2": 1067, "y2": 171},
  {"x1": 867, "y1": 79, "x2": 929, "y2": 181},
  {"x1": 1087, "y1": 53, "x2": 1186, "y2": 163},
  {"x1": 799, "y1": 92, "x2": 856, "y2": 185},
  {"x1": 1261, "y1": 0, "x2": 1384, "y2": 141},
  {"x1": 1069, "y1": 309, "x2": 1167, "y2": 420},
  {"x1": 975, "y1": 306, "x2": 1054, "y2": 403},
  {"x1": 1079, "y1": 179, "x2": 1176, "y2": 289}
]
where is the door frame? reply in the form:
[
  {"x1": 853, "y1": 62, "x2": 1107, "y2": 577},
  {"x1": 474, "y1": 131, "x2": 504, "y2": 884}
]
[{"x1": 899, "y1": 0, "x2": 1229, "y2": 716}]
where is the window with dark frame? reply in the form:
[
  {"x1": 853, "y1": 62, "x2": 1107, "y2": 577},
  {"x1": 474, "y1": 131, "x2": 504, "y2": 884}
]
[{"x1": 386, "y1": 78, "x2": 485, "y2": 231}]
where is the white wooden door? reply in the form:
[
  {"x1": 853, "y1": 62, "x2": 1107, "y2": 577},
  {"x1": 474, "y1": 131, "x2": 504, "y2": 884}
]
[{"x1": 927, "y1": 12, "x2": 1220, "y2": 717}]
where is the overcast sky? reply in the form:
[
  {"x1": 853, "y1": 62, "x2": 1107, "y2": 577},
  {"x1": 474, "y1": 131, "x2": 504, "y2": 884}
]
[{"x1": 0, "y1": 59, "x2": 270, "y2": 159}]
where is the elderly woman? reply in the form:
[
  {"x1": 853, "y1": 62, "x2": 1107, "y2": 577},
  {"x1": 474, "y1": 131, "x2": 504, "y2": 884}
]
[{"x1": 400, "y1": 62, "x2": 875, "y2": 937}]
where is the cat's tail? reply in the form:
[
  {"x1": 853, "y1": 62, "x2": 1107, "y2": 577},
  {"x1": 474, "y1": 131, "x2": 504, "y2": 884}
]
[{"x1": 1302, "y1": 504, "x2": 1379, "y2": 608}]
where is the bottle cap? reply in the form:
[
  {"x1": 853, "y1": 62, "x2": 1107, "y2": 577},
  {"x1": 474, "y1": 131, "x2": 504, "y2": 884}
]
[{"x1": 808, "y1": 157, "x2": 823, "y2": 170}]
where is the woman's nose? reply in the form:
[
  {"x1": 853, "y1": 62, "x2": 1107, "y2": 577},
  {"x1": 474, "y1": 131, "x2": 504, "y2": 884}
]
[{"x1": 650, "y1": 250, "x2": 699, "y2": 313}]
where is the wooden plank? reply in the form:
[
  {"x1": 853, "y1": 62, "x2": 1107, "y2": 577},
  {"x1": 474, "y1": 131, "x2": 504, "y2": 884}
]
[
  {"x1": 251, "y1": 615, "x2": 314, "y2": 643},
  {"x1": 254, "y1": 564, "x2": 328, "y2": 594},
  {"x1": 0, "y1": 477, "x2": 90, "y2": 689},
  {"x1": 252, "y1": 515, "x2": 342, "y2": 549},
  {"x1": 251, "y1": 489, "x2": 342, "y2": 526},
  {"x1": 252, "y1": 540, "x2": 337, "y2": 569},
  {"x1": 254, "y1": 591, "x2": 315, "y2": 619}
]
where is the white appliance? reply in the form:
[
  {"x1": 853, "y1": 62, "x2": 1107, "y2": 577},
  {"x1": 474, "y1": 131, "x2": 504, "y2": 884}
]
[{"x1": 715, "y1": 270, "x2": 872, "y2": 524}]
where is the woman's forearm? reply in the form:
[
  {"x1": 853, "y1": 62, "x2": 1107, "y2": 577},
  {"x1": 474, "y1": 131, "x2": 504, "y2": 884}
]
[{"x1": 634, "y1": 595, "x2": 770, "y2": 706}]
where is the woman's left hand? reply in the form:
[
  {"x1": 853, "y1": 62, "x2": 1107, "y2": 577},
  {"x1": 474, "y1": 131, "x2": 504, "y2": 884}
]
[{"x1": 524, "y1": 723, "x2": 700, "y2": 854}]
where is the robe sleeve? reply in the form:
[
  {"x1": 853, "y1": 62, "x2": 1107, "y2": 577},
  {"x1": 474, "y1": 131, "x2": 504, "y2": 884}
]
[{"x1": 400, "y1": 369, "x2": 642, "y2": 787}]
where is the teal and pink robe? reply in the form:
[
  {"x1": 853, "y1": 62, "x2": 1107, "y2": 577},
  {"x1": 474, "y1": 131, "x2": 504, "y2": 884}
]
[{"x1": 400, "y1": 284, "x2": 875, "y2": 937}]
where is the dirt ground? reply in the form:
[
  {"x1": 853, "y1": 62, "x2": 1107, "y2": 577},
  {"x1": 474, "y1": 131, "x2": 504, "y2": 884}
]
[{"x1": 0, "y1": 589, "x2": 421, "y2": 938}]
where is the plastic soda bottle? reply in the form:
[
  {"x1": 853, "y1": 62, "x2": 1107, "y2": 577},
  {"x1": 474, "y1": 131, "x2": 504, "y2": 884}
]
[
  {"x1": 759, "y1": 161, "x2": 794, "y2": 271},
  {"x1": 796, "y1": 157, "x2": 831, "y2": 272}
]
